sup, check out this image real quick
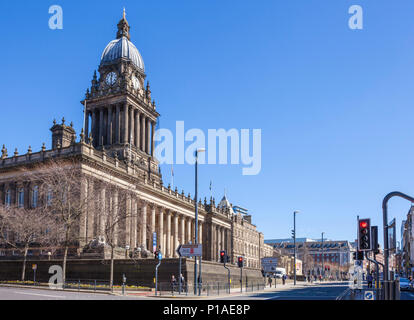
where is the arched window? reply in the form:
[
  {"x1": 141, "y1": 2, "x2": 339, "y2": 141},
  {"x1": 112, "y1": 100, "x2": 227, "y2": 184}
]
[
  {"x1": 32, "y1": 186, "x2": 38, "y2": 208},
  {"x1": 5, "y1": 189, "x2": 11, "y2": 207},
  {"x1": 18, "y1": 188, "x2": 24, "y2": 208}
]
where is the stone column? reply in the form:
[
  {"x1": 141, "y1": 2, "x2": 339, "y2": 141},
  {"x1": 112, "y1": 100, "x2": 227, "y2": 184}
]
[
  {"x1": 92, "y1": 110, "x2": 97, "y2": 146},
  {"x1": 131, "y1": 198, "x2": 137, "y2": 249},
  {"x1": 123, "y1": 104, "x2": 129, "y2": 144},
  {"x1": 113, "y1": 189, "x2": 119, "y2": 246},
  {"x1": 146, "y1": 117, "x2": 151, "y2": 154},
  {"x1": 199, "y1": 221, "x2": 203, "y2": 244},
  {"x1": 86, "y1": 180, "x2": 94, "y2": 242},
  {"x1": 85, "y1": 111, "x2": 90, "y2": 140},
  {"x1": 79, "y1": 178, "x2": 88, "y2": 246},
  {"x1": 141, "y1": 201, "x2": 147, "y2": 249},
  {"x1": 125, "y1": 195, "x2": 131, "y2": 247},
  {"x1": 107, "y1": 106, "x2": 112, "y2": 145},
  {"x1": 151, "y1": 121, "x2": 155, "y2": 157},
  {"x1": 135, "y1": 111, "x2": 140, "y2": 149},
  {"x1": 140, "y1": 115, "x2": 145, "y2": 152},
  {"x1": 99, "y1": 187, "x2": 106, "y2": 237},
  {"x1": 115, "y1": 104, "x2": 120, "y2": 144},
  {"x1": 180, "y1": 215, "x2": 186, "y2": 244},
  {"x1": 166, "y1": 211, "x2": 171, "y2": 257},
  {"x1": 151, "y1": 205, "x2": 156, "y2": 252},
  {"x1": 187, "y1": 218, "x2": 192, "y2": 244},
  {"x1": 221, "y1": 228, "x2": 224, "y2": 252},
  {"x1": 99, "y1": 108, "x2": 104, "y2": 146},
  {"x1": 130, "y1": 107, "x2": 134, "y2": 145},
  {"x1": 174, "y1": 213, "x2": 179, "y2": 257},
  {"x1": 159, "y1": 208, "x2": 164, "y2": 253}
]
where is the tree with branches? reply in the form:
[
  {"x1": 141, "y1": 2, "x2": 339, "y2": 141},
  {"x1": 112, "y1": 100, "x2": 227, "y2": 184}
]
[{"x1": 0, "y1": 204, "x2": 57, "y2": 281}]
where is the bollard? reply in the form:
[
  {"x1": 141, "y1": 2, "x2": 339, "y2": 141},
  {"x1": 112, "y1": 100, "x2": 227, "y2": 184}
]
[
  {"x1": 78, "y1": 279, "x2": 80, "y2": 292},
  {"x1": 94, "y1": 280, "x2": 96, "y2": 292}
]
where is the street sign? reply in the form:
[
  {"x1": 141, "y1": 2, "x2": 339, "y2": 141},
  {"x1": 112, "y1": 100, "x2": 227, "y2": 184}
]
[
  {"x1": 261, "y1": 257, "x2": 278, "y2": 272},
  {"x1": 32, "y1": 264, "x2": 37, "y2": 270},
  {"x1": 364, "y1": 291, "x2": 374, "y2": 300},
  {"x1": 177, "y1": 244, "x2": 202, "y2": 257},
  {"x1": 158, "y1": 252, "x2": 162, "y2": 260},
  {"x1": 153, "y1": 232, "x2": 157, "y2": 252}
]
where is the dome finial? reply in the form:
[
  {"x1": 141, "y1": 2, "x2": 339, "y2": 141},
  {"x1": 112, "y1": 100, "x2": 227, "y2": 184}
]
[{"x1": 117, "y1": 7, "x2": 130, "y2": 40}]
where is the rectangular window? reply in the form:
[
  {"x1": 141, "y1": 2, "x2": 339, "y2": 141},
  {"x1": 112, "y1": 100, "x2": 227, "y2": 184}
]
[
  {"x1": 18, "y1": 188, "x2": 24, "y2": 208},
  {"x1": 32, "y1": 186, "x2": 38, "y2": 208},
  {"x1": 5, "y1": 190, "x2": 11, "y2": 207}
]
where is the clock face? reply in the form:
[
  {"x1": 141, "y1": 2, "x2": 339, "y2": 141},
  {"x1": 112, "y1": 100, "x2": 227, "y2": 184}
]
[
  {"x1": 106, "y1": 72, "x2": 117, "y2": 86},
  {"x1": 132, "y1": 76, "x2": 141, "y2": 90}
]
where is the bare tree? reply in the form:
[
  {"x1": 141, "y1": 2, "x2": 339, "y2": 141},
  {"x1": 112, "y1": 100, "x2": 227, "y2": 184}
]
[
  {"x1": 0, "y1": 205, "x2": 57, "y2": 281},
  {"x1": 28, "y1": 159, "x2": 99, "y2": 284}
]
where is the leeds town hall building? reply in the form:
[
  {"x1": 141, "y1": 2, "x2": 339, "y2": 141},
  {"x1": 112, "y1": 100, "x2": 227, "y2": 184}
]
[{"x1": 0, "y1": 13, "x2": 273, "y2": 278}]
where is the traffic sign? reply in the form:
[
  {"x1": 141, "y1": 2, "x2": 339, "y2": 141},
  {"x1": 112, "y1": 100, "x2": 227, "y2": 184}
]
[
  {"x1": 158, "y1": 252, "x2": 162, "y2": 260},
  {"x1": 364, "y1": 291, "x2": 374, "y2": 300},
  {"x1": 153, "y1": 232, "x2": 157, "y2": 252},
  {"x1": 261, "y1": 257, "x2": 278, "y2": 272},
  {"x1": 32, "y1": 264, "x2": 37, "y2": 270},
  {"x1": 177, "y1": 244, "x2": 202, "y2": 257}
]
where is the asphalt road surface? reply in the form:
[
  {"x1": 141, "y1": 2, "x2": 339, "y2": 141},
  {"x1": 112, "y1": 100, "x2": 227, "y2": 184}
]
[{"x1": 217, "y1": 282, "x2": 349, "y2": 300}]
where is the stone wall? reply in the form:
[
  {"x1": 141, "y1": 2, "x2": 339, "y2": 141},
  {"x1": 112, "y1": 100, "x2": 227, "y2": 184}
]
[{"x1": 0, "y1": 258, "x2": 264, "y2": 288}]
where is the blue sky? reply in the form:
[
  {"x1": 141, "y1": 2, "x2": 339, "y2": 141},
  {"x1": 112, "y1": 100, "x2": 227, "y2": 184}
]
[{"x1": 1, "y1": 1, "x2": 414, "y2": 245}]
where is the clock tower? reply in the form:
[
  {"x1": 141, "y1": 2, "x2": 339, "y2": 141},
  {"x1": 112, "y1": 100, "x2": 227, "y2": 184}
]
[{"x1": 82, "y1": 10, "x2": 160, "y2": 181}]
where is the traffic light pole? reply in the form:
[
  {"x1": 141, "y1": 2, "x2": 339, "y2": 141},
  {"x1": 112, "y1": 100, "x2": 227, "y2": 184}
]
[
  {"x1": 223, "y1": 262, "x2": 231, "y2": 294},
  {"x1": 382, "y1": 191, "x2": 414, "y2": 300},
  {"x1": 321, "y1": 232, "x2": 324, "y2": 280},
  {"x1": 365, "y1": 252, "x2": 381, "y2": 300},
  {"x1": 293, "y1": 211, "x2": 296, "y2": 286},
  {"x1": 240, "y1": 267, "x2": 243, "y2": 293}
]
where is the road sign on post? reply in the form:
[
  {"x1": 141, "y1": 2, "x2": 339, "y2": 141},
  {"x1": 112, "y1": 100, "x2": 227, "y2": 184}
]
[
  {"x1": 177, "y1": 244, "x2": 202, "y2": 257},
  {"x1": 261, "y1": 257, "x2": 278, "y2": 273},
  {"x1": 153, "y1": 232, "x2": 157, "y2": 252},
  {"x1": 364, "y1": 291, "x2": 374, "y2": 300}
]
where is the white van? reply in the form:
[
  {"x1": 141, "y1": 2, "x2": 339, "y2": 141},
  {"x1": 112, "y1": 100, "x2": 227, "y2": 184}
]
[{"x1": 274, "y1": 267, "x2": 286, "y2": 278}]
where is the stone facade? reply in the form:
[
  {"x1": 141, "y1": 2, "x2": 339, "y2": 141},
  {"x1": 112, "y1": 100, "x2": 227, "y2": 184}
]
[{"x1": 0, "y1": 13, "x2": 270, "y2": 270}]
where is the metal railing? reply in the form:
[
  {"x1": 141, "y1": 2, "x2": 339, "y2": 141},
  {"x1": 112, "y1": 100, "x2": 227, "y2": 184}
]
[{"x1": 156, "y1": 281, "x2": 265, "y2": 297}]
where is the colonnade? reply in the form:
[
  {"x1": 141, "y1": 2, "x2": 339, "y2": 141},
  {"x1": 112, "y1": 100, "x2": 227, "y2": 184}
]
[{"x1": 85, "y1": 103, "x2": 155, "y2": 156}]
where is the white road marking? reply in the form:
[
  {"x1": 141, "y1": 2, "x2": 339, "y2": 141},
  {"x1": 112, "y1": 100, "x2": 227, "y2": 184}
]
[{"x1": 13, "y1": 291, "x2": 66, "y2": 299}]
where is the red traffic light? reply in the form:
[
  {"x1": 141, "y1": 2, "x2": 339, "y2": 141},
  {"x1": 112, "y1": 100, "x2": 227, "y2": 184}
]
[
  {"x1": 360, "y1": 221, "x2": 368, "y2": 229},
  {"x1": 238, "y1": 257, "x2": 243, "y2": 262},
  {"x1": 221, "y1": 251, "x2": 225, "y2": 256}
]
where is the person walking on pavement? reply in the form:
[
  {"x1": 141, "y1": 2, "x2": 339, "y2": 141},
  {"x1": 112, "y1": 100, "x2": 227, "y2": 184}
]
[
  {"x1": 171, "y1": 275, "x2": 177, "y2": 292},
  {"x1": 180, "y1": 273, "x2": 185, "y2": 293},
  {"x1": 282, "y1": 274, "x2": 286, "y2": 285},
  {"x1": 367, "y1": 273, "x2": 373, "y2": 288}
]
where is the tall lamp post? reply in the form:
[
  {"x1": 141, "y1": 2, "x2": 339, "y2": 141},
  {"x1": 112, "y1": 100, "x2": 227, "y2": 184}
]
[
  {"x1": 321, "y1": 232, "x2": 324, "y2": 280},
  {"x1": 293, "y1": 210, "x2": 300, "y2": 285},
  {"x1": 194, "y1": 148, "x2": 205, "y2": 295}
]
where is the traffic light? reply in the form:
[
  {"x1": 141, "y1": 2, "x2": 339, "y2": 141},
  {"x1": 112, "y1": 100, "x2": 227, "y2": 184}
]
[
  {"x1": 220, "y1": 251, "x2": 226, "y2": 263},
  {"x1": 238, "y1": 256, "x2": 244, "y2": 268},
  {"x1": 154, "y1": 251, "x2": 158, "y2": 259},
  {"x1": 371, "y1": 226, "x2": 379, "y2": 254},
  {"x1": 291, "y1": 229, "x2": 295, "y2": 239},
  {"x1": 353, "y1": 250, "x2": 364, "y2": 260},
  {"x1": 358, "y1": 218, "x2": 371, "y2": 251}
]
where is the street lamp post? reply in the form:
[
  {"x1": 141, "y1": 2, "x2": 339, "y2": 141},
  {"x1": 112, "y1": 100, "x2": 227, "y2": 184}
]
[
  {"x1": 293, "y1": 210, "x2": 299, "y2": 286},
  {"x1": 194, "y1": 148, "x2": 205, "y2": 295},
  {"x1": 321, "y1": 232, "x2": 324, "y2": 280}
]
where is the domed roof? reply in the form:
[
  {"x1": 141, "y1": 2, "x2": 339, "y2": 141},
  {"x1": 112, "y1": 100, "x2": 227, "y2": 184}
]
[
  {"x1": 100, "y1": 10, "x2": 145, "y2": 72},
  {"x1": 101, "y1": 37, "x2": 145, "y2": 72}
]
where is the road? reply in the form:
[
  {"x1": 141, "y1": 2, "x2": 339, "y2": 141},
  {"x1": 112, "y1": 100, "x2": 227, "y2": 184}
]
[
  {"x1": 0, "y1": 286, "x2": 146, "y2": 300},
  {"x1": 400, "y1": 290, "x2": 414, "y2": 300},
  {"x1": 217, "y1": 282, "x2": 349, "y2": 300}
]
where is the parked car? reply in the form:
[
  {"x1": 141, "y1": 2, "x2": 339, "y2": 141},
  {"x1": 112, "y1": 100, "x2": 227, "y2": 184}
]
[{"x1": 399, "y1": 278, "x2": 411, "y2": 291}]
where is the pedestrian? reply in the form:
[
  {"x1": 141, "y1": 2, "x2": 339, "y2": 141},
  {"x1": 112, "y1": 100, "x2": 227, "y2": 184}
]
[
  {"x1": 171, "y1": 275, "x2": 177, "y2": 292},
  {"x1": 269, "y1": 277, "x2": 272, "y2": 288},
  {"x1": 282, "y1": 274, "x2": 286, "y2": 285},
  {"x1": 180, "y1": 273, "x2": 185, "y2": 293},
  {"x1": 367, "y1": 273, "x2": 373, "y2": 288}
]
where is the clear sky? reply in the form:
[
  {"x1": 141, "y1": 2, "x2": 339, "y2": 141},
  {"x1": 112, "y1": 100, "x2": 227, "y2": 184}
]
[{"x1": 1, "y1": 1, "x2": 414, "y2": 245}]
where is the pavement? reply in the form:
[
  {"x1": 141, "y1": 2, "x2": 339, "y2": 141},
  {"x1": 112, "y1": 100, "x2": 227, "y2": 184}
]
[{"x1": 0, "y1": 280, "x2": 349, "y2": 300}]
